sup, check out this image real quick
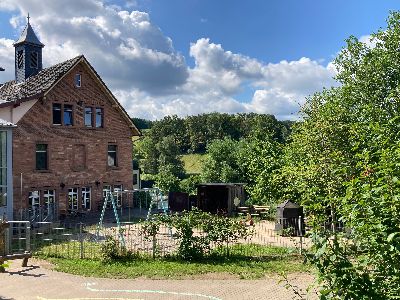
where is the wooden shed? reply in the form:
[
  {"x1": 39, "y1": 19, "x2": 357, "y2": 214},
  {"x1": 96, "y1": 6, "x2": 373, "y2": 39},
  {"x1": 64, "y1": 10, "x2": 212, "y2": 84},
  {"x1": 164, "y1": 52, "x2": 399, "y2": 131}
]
[{"x1": 197, "y1": 183, "x2": 246, "y2": 216}]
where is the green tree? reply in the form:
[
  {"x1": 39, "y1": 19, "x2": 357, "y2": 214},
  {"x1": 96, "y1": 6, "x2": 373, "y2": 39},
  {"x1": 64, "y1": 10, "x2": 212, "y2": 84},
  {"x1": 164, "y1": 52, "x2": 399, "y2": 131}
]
[
  {"x1": 281, "y1": 12, "x2": 400, "y2": 299},
  {"x1": 201, "y1": 137, "x2": 244, "y2": 183},
  {"x1": 154, "y1": 165, "x2": 181, "y2": 194},
  {"x1": 238, "y1": 135, "x2": 283, "y2": 205}
]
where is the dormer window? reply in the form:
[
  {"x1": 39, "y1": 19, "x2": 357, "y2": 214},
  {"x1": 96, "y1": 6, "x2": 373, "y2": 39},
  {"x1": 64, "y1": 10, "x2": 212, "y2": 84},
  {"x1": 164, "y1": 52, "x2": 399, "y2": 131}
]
[
  {"x1": 75, "y1": 74, "x2": 81, "y2": 87},
  {"x1": 17, "y1": 50, "x2": 24, "y2": 69},
  {"x1": 30, "y1": 52, "x2": 38, "y2": 68}
]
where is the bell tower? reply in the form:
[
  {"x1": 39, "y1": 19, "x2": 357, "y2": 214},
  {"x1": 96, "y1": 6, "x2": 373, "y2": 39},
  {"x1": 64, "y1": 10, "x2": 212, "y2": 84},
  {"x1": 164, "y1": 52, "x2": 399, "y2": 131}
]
[{"x1": 13, "y1": 14, "x2": 45, "y2": 83}]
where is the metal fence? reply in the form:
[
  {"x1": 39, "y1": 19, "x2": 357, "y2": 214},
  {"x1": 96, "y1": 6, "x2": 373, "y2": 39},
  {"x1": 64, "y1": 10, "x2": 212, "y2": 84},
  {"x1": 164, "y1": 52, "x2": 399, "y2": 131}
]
[
  {"x1": 0, "y1": 210, "x2": 312, "y2": 260},
  {"x1": 3, "y1": 218, "x2": 308, "y2": 260}
]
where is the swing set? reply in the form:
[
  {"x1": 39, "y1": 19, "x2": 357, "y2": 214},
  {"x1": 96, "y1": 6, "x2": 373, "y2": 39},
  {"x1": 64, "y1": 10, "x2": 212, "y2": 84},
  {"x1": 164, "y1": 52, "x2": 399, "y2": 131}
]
[{"x1": 96, "y1": 188, "x2": 169, "y2": 247}]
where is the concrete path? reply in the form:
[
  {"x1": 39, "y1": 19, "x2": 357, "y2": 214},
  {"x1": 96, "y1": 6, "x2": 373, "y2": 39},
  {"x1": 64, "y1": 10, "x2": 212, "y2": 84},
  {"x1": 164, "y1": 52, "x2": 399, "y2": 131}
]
[{"x1": 0, "y1": 259, "x2": 316, "y2": 300}]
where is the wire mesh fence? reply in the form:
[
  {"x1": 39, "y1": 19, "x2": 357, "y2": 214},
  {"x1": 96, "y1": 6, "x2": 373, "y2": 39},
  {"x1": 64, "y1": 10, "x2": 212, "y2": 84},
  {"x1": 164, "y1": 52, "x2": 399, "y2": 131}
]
[{"x1": 9, "y1": 218, "x2": 309, "y2": 260}]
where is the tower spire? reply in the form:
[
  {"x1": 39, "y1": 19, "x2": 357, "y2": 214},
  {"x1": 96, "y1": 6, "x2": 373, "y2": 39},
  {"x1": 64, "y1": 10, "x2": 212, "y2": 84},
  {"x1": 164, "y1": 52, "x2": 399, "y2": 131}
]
[{"x1": 13, "y1": 15, "x2": 44, "y2": 82}]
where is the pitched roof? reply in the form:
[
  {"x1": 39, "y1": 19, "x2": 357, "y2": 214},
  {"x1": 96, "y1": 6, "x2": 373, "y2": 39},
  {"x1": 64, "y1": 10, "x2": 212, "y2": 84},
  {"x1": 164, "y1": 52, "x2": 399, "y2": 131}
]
[
  {"x1": 0, "y1": 55, "x2": 140, "y2": 135},
  {"x1": 14, "y1": 22, "x2": 44, "y2": 47},
  {"x1": 0, "y1": 55, "x2": 82, "y2": 103}
]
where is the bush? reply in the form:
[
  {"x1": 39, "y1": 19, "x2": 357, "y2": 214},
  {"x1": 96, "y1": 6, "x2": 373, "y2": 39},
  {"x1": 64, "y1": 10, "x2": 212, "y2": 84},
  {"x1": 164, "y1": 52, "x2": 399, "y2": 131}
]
[
  {"x1": 100, "y1": 236, "x2": 124, "y2": 262},
  {"x1": 141, "y1": 208, "x2": 253, "y2": 260}
]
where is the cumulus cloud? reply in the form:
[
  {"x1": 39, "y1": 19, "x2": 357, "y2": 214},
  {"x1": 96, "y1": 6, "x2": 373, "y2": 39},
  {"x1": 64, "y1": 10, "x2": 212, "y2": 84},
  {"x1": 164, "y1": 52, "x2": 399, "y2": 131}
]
[
  {"x1": 0, "y1": 0, "x2": 188, "y2": 93},
  {"x1": 0, "y1": 38, "x2": 15, "y2": 84},
  {"x1": 0, "y1": 0, "x2": 338, "y2": 120}
]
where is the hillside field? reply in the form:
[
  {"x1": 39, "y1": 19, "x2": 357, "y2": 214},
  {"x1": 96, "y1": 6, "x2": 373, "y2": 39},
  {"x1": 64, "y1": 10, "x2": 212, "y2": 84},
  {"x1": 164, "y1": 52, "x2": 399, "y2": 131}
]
[{"x1": 181, "y1": 154, "x2": 204, "y2": 174}]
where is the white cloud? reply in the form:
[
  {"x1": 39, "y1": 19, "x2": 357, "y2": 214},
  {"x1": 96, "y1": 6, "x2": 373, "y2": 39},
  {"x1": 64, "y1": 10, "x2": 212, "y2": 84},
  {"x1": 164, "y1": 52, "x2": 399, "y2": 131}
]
[
  {"x1": 0, "y1": 0, "x2": 338, "y2": 120},
  {"x1": 0, "y1": 0, "x2": 188, "y2": 94},
  {"x1": 0, "y1": 38, "x2": 15, "y2": 84},
  {"x1": 359, "y1": 34, "x2": 378, "y2": 48}
]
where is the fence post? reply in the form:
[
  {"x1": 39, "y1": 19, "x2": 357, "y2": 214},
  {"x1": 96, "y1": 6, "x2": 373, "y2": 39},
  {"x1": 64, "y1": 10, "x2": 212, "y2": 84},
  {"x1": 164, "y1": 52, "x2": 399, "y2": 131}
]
[
  {"x1": 26, "y1": 222, "x2": 31, "y2": 252},
  {"x1": 298, "y1": 216, "x2": 303, "y2": 255},
  {"x1": 152, "y1": 234, "x2": 156, "y2": 259},
  {"x1": 79, "y1": 223, "x2": 84, "y2": 259}
]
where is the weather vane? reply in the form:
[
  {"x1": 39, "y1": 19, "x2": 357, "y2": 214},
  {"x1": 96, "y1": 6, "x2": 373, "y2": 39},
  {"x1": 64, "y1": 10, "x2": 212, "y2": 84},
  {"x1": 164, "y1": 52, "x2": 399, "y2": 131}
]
[{"x1": 27, "y1": 13, "x2": 30, "y2": 24}]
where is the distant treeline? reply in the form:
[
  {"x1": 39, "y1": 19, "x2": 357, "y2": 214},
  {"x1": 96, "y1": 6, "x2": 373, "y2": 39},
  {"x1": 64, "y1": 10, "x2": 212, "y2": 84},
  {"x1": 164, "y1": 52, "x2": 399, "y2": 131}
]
[
  {"x1": 132, "y1": 117, "x2": 154, "y2": 130},
  {"x1": 132, "y1": 112, "x2": 293, "y2": 153}
]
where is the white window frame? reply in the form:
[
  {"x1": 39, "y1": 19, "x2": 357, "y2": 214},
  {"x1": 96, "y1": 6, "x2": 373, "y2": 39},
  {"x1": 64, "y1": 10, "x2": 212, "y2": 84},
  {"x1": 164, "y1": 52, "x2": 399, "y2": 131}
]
[
  {"x1": 114, "y1": 185, "x2": 123, "y2": 207},
  {"x1": 81, "y1": 187, "x2": 91, "y2": 210},
  {"x1": 107, "y1": 145, "x2": 117, "y2": 167},
  {"x1": 29, "y1": 190, "x2": 40, "y2": 209},
  {"x1": 75, "y1": 74, "x2": 81, "y2": 87},
  {"x1": 68, "y1": 188, "x2": 79, "y2": 210},
  {"x1": 103, "y1": 185, "x2": 111, "y2": 207},
  {"x1": 43, "y1": 190, "x2": 55, "y2": 207}
]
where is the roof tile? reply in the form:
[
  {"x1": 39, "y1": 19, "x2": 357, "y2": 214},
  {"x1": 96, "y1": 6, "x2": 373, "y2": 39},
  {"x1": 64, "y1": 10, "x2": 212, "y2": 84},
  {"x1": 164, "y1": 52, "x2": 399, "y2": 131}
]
[{"x1": 0, "y1": 55, "x2": 82, "y2": 102}]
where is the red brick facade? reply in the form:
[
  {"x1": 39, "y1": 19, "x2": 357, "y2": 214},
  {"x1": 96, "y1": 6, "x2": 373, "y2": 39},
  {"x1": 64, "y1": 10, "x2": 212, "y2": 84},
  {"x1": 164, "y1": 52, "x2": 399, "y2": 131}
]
[{"x1": 12, "y1": 61, "x2": 136, "y2": 217}]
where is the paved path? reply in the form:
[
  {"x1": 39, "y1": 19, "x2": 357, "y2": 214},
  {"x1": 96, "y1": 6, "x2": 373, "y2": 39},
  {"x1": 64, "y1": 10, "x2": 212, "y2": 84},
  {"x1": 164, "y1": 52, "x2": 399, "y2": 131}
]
[{"x1": 0, "y1": 260, "x2": 315, "y2": 300}]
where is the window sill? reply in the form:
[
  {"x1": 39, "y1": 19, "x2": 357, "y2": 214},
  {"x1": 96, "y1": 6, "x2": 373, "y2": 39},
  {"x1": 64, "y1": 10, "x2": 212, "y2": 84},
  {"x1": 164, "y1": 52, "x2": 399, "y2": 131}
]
[
  {"x1": 34, "y1": 169, "x2": 51, "y2": 173},
  {"x1": 51, "y1": 125, "x2": 74, "y2": 128},
  {"x1": 84, "y1": 127, "x2": 105, "y2": 130},
  {"x1": 107, "y1": 166, "x2": 121, "y2": 171},
  {"x1": 72, "y1": 167, "x2": 86, "y2": 172}
]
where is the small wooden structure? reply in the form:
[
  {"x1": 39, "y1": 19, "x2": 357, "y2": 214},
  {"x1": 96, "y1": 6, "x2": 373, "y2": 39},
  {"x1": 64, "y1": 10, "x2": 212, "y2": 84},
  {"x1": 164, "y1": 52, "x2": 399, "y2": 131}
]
[
  {"x1": 197, "y1": 183, "x2": 246, "y2": 216},
  {"x1": 169, "y1": 192, "x2": 190, "y2": 212},
  {"x1": 275, "y1": 200, "x2": 305, "y2": 236}
]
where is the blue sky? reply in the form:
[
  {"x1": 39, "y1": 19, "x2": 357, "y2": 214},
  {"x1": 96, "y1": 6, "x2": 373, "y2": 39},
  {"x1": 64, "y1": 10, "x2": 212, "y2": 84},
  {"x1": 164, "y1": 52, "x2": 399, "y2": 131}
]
[{"x1": 0, "y1": 0, "x2": 399, "y2": 120}]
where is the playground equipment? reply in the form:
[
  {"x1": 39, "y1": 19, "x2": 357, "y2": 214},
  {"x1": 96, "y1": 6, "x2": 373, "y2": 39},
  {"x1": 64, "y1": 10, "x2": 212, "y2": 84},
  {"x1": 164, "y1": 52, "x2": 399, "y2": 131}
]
[
  {"x1": 142, "y1": 188, "x2": 169, "y2": 220},
  {"x1": 96, "y1": 191, "x2": 125, "y2": 247},
  {"x1": 96, "y1": 188, "x2": 169, "y2": 246}
]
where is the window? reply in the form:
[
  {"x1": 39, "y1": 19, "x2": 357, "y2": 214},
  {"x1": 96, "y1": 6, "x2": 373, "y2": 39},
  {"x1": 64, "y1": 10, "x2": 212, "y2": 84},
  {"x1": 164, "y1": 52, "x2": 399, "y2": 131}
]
[
  {"x1": 107, "y1": 145, "x2": 117, "y2": 167},
  {"x1": 52, "y1": 103, "x2": 62, "y2": 125},
  {"x1": 103, "y1": 185, "x2": 111, "y2": 200},
  {"x1": 114, "y1": 185, "x2": 123, "y2": 207},
  {"x1": 36, "y1": 144, "x2": 48, "y2": 170},
  {"x1": 75, "y1": 74, "x2": 81, "y2": 87},
  {"x1": 30, "y1": 52, "x2": 38, "y2": 68},
  {"x1": 133, "y1": 174, "x2": 138, "y2": 185},
  {"x1": 81, "y1": 187, "x2": 91, "y2": 210},
  {"x1": 43, "y1": 189, "x2": 56, "y2": 217},
  {"x1": 95, "y1": 108, "x2": 103, "y2": 128},
  {"x1": 0, "y1": 132, "x2": 7, "y2": 207},
  {"x1": 43, "y1": 190, "x2": 55, "y2": 207},
  {"x1": 17, "y1": 50, "x2": 24, "y2": 69},
  {"x1": 84, "y1": 107, "x2": 93, "y2": 127},
  {"x1": 64, "y1": 105, "x2": 73, "y2": 126},
  {"x1": 29, "y1": 191, "x2": 40, "y2": 209},
  {"x1": 68, "y1": 188, "x2": 78, "y2": 210},
  {"x1": 103, "y1": 185, "x2": 111, "y2": 208},
  {"x1": 85, "y1": 107, "x2": 103, "y2": 128},
  {"x1": 53, "y1": 103, "x2": 75, "y2": 126}
]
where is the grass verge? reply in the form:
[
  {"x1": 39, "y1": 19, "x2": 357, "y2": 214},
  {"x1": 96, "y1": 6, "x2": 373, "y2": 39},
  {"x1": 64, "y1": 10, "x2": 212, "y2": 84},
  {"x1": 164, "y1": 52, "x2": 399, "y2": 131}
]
[{"x1": 39, "y1": 244, "x2": 310, "y2": 280}]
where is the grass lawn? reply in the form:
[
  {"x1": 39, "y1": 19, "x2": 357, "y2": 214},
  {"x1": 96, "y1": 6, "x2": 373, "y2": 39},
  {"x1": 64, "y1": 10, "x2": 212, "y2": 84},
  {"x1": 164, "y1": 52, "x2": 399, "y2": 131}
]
[
  {"x1": 39, "y1": 244, "x2": 311, "y2": 280},
  {"x1": 181, "y1": 154, "x2": 204, "y2": 174}
]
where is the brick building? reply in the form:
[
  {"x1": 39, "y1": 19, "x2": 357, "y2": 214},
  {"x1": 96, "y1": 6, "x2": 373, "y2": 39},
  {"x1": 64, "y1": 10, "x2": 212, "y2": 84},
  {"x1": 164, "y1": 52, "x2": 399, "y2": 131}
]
[{"x1": 0, "y1": 19, "x2": 140, "y2": 221}]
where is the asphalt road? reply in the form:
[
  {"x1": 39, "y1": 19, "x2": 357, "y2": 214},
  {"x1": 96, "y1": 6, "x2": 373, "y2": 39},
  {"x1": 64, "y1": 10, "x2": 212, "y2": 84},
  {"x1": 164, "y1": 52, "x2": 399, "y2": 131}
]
[{"x1": 0, "y1": 259, "x2": 315, "y2": 300}]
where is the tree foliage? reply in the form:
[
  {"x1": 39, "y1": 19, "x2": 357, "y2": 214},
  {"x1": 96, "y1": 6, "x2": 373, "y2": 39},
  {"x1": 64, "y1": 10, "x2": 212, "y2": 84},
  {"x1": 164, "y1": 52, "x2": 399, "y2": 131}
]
[{"x1": 281, "y1": 11, "x2": 400, "y2": 299}]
